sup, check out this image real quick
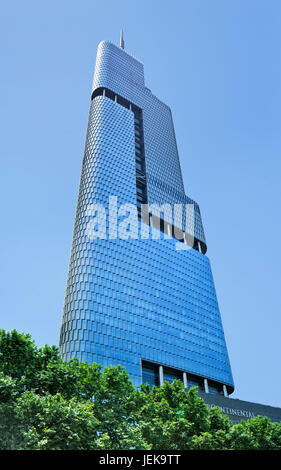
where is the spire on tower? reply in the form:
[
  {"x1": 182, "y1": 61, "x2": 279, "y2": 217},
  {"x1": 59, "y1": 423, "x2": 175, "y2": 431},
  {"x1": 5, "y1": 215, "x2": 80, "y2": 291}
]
[{"x1": 120, "y1": 29, "x2": 125, "y2": 49}]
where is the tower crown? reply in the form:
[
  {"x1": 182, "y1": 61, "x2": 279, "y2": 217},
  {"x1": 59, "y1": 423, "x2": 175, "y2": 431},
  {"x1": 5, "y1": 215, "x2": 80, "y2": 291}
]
[{"x1": 120, "y1": 29, "x2": 125, "y2": 49}]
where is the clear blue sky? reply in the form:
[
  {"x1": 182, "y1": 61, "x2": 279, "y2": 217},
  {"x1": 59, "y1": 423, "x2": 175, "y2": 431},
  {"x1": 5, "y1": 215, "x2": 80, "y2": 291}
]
[{"x1": 1, "y1": 0, "x2": 281, "y2": 407}]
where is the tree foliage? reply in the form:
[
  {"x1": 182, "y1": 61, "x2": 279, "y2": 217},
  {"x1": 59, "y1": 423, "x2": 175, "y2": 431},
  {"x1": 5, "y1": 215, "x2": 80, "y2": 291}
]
[{"x1": 0, "y1": 329, "x2": 280, "y2": 450}]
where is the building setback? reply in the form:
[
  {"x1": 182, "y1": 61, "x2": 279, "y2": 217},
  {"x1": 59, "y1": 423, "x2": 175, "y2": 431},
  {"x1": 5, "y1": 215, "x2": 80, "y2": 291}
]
[{"x1": 59, "y1": 34, "x2": 281, "y2": 422}]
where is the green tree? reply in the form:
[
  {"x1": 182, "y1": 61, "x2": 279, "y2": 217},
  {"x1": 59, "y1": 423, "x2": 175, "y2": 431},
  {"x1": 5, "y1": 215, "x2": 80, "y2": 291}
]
[
  {"x1": 136, "y1": 382, "x2": 215, "y2": 449},
  {"x1": 16, "y1": 392, "x2": 100, "y2": 450},
  {"x1": 0, "y1": 329, "x2": 149, "y2": 450},
  {"x1": 0, "y1": 373, "x2": 23, "y2": 449},
  {"x1": 228, "y1": 416, "x2": 281, "y2": 450},
  {"x1": 0, "y1": 329, "x2": 281, "y2": 450}
]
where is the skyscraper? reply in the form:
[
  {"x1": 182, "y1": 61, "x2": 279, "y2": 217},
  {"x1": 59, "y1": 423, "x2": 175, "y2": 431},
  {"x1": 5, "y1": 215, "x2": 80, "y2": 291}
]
[{"x1": 59, "y1": 35, "x2": 234, "y2": 397}]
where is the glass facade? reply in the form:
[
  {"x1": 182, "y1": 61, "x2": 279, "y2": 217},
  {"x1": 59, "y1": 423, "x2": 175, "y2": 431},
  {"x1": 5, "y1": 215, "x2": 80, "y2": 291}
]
[{"x1": 59, "y1": 40, "x2": 234, "y2": 394}]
